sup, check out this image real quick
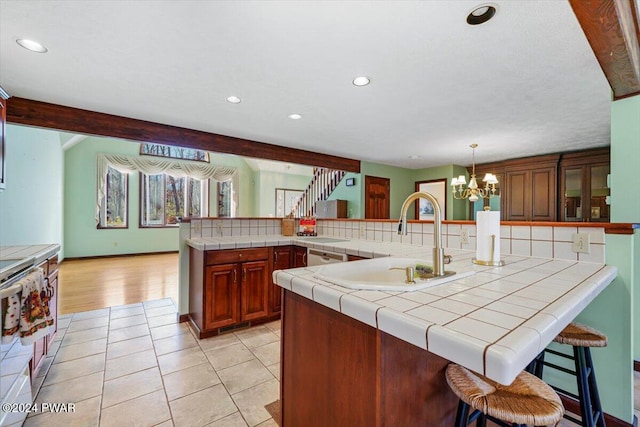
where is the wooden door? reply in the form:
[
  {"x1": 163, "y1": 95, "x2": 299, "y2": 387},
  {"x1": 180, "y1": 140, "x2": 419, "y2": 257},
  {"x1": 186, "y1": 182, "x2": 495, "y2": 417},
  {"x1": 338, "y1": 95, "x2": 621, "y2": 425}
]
[
  {"x1": 240, "y1": 260, "x2": 269, "y2": 321},
  {"x1": 365, "y1": 175, "x2": 390, "y2": 219},
  {"x1": 204, "y1": 264, "x2": 239, "y2": 330},
  {"x1": 270, "y1": 246, "x2": 293, "y2": 314}
]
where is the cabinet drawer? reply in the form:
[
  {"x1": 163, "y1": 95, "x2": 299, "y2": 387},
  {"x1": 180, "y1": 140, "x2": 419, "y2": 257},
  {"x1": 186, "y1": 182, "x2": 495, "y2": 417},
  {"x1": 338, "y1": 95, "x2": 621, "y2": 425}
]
[
  {"x1": 48, "y1": 255, "x2": 59, "y2": 274},
  {"x1": 206, "y1": 248, "x2": 269, "y2": 265}
]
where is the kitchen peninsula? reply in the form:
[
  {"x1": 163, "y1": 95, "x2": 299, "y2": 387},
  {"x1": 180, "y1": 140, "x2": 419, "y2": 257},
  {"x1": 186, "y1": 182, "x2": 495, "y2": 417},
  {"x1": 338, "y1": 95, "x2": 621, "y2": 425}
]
[{"x1": 183, "y1": 222, "x2": 618, "y2": 426}]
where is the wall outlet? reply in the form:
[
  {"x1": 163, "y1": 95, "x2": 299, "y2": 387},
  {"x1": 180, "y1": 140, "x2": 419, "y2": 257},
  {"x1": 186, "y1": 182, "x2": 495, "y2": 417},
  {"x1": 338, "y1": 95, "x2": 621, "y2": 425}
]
[
  {"x1": 572, "y1": 233, "x2": 590, "y2": 253},
  {"x1": 193, "y1": 221, "x2": 202, "y2": 234},
  {"x1": 359, "y1": 222, "x2": 366, "y2": 237},
  {"x1": 216, "y1": 223, "x2": 223, "y2": 236},
  {"x1": 460, "y1": 229, "x2": 469, "y2": 244}
]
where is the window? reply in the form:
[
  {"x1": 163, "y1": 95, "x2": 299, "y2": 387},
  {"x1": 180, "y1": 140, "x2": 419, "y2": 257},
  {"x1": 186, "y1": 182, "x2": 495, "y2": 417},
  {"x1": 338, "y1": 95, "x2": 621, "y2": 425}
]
[
  {"x1": 141, "y1": 173, "x2": 208, "y2": 226},
  {"x1": 99, "y1": 166, "x2": 128, "y2": 228},
  {"x1": 217, "y1": 181, "x2": 235, "y2": 217},
  {"x1": 140, "y1": 142, "x2": 209, "y2": 162}
]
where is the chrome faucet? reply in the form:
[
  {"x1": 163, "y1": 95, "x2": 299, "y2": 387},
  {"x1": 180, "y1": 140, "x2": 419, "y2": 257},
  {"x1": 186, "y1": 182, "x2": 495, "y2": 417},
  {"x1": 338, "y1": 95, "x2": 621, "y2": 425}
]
[{"x1": 397, "y1": 191, "x2": 447, "y2": 277}]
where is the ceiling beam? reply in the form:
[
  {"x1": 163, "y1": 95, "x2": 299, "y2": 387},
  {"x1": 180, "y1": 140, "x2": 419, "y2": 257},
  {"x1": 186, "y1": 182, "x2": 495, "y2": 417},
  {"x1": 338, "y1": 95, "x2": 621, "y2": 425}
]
[
  {"x1": 570, "y1": 0, "x2": 640, "y2": 99},
  {"x1": 6, "y1": 97, "x2": 361, "y2": 173}
]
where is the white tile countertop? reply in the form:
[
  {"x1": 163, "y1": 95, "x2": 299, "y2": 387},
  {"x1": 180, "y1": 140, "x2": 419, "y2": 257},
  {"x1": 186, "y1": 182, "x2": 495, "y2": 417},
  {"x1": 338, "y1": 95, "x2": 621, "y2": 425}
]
[
  {"x1": 0, "y1": 244, "x2": 60, "y2": 283},
  {"x1": 194, "y1": 236, "x2": 617, "y2": 384},
  {"x1": 186, "y1": 235, "x2": 617, "y2": 385}
]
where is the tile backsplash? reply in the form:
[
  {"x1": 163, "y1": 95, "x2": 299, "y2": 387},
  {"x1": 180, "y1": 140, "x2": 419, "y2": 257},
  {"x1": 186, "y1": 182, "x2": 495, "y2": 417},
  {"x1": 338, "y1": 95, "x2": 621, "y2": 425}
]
[{"x1": 188, "y1": 219, "x2": 606, "y2": 263}]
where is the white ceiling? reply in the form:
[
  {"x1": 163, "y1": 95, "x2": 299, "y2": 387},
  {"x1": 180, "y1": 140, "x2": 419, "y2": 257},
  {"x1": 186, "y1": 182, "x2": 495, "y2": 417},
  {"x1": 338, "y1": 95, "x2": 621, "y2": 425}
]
[{"x1": 0, "y1": 0, "x2": 612, "y2": 170}]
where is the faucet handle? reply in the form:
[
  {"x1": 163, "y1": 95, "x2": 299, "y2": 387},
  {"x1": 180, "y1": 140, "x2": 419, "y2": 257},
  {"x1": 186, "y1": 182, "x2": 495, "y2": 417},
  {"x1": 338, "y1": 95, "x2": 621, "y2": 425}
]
[{"x1": 443, "y1": 255, "x2": 452, "y2": 264}]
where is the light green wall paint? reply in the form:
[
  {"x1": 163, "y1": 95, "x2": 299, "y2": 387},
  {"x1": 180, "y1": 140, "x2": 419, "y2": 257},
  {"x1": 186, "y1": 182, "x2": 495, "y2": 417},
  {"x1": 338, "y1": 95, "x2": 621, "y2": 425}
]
[
  {"x1": 328, "y1": 172, "x2": 361, "y2": 218},
  {"x1": 611, "y1": 96, "x2": 640, "y2": 223},
  {"x1": 611, "y1": 95, "x2": 640, "y2": 365},
  {"x1": 64, "y1": 137, "x2": 179, "y2": 257},
  {"x1": 360, "y1": 161, "x2": 414, "y2": 219},
  {"x1": 254, "y1": 171, "x2": 311, "y2": 217},
  {"x1": 587, "y1": 233, "x2": 634, "y2": 421},
  {"x1": 413, "y1": 164, "x2": 469, "y2": 220},
  {"x1": 206, "y1": 153, "x2": 256, "y2": 217},
  {"x1": 329, "y1": 163, "x2": 469, "y2": 220},
  {"x1": 0, "y1": 125, "x2": 64, "y2": 257}
]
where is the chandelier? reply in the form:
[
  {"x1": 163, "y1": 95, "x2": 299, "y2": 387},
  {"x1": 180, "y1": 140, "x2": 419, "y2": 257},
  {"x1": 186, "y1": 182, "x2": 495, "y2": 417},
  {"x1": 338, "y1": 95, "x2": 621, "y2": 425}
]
[{"x1": 451, "y1": 144, "x2": 499, "y2": 202}]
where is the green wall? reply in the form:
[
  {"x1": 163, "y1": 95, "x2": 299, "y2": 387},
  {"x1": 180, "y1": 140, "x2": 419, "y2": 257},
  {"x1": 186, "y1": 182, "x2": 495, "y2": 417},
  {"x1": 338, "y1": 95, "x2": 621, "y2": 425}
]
[
  {"x1": 0, "y1": 125, "x2": 64, "y2": 257},
  {"x1": 64, "y1": 137, "x2": 179, "y2": 257},
  {"x1": 254, "y1": 170, "x2": 311, "y2": 217},
  {"x1": 611, "y1": 95, "x2": 640, "y2": 364},
  {"x1": 328, "y1": 162, "x2": 469, "y2": 220},
  {"x1": 413, "y1": 164, "x2": 469, "y2": 220},
  {"x1": 565, "y1": 94, "x2": 640, "y2": 423},
  {"x1": 328, "y1": 172, "x2": 362, "y2": 218},
  {"x1": 64, "y1": 138, "x2": 266, "y2": 256},
  {"x1": 207, "y1": 153, "x2": 256, "y2": 217},
  {"x1": 360, "y1": 161, "x2": 414, "y2": 219}
]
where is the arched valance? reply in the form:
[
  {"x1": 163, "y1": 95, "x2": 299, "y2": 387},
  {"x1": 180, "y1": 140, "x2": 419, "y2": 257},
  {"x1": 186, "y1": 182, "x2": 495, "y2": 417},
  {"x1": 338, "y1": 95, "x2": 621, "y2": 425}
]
[{"x1": 96, "y1": 153, "x2": 237, "y2": 224}]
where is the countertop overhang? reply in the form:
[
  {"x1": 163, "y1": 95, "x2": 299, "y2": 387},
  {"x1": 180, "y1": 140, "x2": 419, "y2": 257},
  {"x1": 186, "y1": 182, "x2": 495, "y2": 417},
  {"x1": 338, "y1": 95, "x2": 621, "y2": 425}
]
[
  {"x1": 187, "y1": 235, "x2": 616, "y2": 385},
  {"x1": 0, "y1": 244, "x2": 61, "y2": 283}
]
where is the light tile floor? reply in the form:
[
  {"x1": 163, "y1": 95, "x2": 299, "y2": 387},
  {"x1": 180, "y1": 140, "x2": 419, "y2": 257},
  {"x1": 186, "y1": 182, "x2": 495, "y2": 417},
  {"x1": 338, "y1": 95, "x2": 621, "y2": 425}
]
[
  {"x1": 25, "y1": 299, "x2": 280, "y2": 427},
  {"x1": 24, "y1": 298, "x2": 640, "y2": 427}
]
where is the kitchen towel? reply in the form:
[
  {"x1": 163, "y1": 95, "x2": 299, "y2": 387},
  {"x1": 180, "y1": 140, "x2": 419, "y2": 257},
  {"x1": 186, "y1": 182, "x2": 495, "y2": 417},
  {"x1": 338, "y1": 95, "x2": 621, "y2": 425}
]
[
  {"x1": 2, "y1": 268, "x2": 54, "y2": 345},
  {"x1": 476, "y1": 211, "x2": 501, "y2": 263}
]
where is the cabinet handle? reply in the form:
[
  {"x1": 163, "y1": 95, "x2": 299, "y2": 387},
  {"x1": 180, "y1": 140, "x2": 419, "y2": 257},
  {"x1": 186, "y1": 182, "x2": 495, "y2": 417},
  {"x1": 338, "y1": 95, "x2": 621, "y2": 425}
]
[
  {"x1": 303, "y1": 252, "x2": 307, "y2": 264},
  {"x1": 274, "y1": 252, "x2": 278, "y2": 263},
  {"x1": 233, "y1": 269, "x2": 237, "y2": 284},
  {"x1": 242, "y1": 268, "x2": 247, "y2": 282}
]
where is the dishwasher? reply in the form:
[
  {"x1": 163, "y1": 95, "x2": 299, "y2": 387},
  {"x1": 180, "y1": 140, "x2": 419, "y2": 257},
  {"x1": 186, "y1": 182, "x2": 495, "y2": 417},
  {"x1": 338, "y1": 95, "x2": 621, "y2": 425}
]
[{"x1": 307, "y1": 248, "x2": 348, "y2": 266}]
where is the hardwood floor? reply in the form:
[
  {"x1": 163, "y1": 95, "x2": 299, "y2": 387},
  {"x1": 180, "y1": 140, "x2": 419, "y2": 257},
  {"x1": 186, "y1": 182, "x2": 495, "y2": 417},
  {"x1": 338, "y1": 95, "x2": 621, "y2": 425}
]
[{"x1": 57, "y1": 252, "x2": 179, "y2": 314}]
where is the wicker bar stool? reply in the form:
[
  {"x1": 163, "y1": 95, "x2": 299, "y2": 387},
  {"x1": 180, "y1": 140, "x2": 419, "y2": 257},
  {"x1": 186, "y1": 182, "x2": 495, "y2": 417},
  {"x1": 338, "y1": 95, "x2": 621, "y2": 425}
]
[
  {"x1": 445, "y1": 364, "x2": 564, "y2": 427},
  {"x1": 527, "y1": 322, "x2": 607, "y2": 427}
]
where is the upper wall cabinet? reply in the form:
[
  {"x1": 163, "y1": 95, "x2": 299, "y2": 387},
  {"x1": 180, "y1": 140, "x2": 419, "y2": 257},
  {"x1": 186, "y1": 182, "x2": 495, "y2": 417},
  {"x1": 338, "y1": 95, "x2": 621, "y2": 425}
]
[
  {"x1": 559, "y1": 148, "x2": 610, "y2": 222},
  {"x1": 475, "y1": 154, "x2": 560, "y2": 222},
  {"x1": 473, "y1": 148, "x2": 610, "y2": 222},
  {"x1": 0, "y1": 86, "x2": 9, "y2": 191}
]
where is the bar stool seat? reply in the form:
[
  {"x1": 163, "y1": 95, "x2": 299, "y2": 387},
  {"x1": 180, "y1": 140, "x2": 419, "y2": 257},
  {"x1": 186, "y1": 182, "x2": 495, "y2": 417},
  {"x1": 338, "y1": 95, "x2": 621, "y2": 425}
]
[
  {"x1": 445, "y1": 364, "x2": 564, "y2": 427},
  {"x1": 553, "y1": 322, "x2": 607, "y2": 348},
  {"x1": 527, "y1": 322, "x2": 607, "y2": 427}
]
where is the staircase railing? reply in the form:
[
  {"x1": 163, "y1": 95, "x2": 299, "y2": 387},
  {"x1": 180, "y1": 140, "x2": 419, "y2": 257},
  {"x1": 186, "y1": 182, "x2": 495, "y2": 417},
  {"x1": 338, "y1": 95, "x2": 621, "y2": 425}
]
[{"x1": 291, "y1": 168, "x2": 346, "y2": 217}]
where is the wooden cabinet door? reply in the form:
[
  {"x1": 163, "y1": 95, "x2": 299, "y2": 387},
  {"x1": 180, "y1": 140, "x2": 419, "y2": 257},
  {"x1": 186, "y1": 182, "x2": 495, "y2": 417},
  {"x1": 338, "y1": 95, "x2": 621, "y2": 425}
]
[
  {"x1": 270, "y1": 246, "x2": 293, "y2": 315},
  {"x1": 505, "y1": 171, "x2": 529, "y2": 221},
  {"x1": 505, "y1": 167, "x2": 556, "y2": 221},
  {"x1": 240, "y1": 260, "x2": 269, "y2": 321},
  {"x1": 530, "y1": 167, "x2": 556, "y2": 221},
  {"x1": 294, "y1": 246, "x2": 307, "y2": 267},
  {"x1": 204, "y1": 264, "x2": 239, "y2": 330}
]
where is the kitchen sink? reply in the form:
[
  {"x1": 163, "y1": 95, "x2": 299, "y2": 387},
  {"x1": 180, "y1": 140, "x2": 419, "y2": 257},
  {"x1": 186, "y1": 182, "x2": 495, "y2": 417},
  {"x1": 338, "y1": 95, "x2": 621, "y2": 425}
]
[{"x1": 313, "y1": 257, "x2": 474, "y2": 291}]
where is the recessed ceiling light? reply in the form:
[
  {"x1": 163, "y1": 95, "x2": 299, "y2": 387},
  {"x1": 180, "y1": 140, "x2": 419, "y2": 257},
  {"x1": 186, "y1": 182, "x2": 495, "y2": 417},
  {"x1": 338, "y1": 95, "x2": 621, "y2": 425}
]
[
  {"x1": 16, "y1": 38, "x2": 48, "y2": 53},
  {"x1": 408, "y1": 155, "x2": 421, "y2": 160},
  {"x1": 288, "y1": 114, "x2": 302, "y2": 120},
  {"x1": 466, "y1": 4, "x2": 497, "y2": 25},
  {"x1": 226, "y1": 96, "x2": 241, "y2": 104},
  {"x1": 352, "y1": 76, "x2": 371, "y2": 87}
]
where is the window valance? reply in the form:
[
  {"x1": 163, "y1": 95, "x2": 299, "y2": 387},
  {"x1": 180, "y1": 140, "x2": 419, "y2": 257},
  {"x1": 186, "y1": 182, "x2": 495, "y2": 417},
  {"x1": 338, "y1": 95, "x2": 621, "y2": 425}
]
[{"x1": 96, "y1": 153, "x2": 236, "y2": 224}]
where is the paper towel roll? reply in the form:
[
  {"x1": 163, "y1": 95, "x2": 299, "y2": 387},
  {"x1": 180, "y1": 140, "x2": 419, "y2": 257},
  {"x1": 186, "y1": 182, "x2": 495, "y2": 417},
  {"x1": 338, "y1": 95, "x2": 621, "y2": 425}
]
[{"x1": 476, "y1": 211, "x2": 500, "y2": 263}]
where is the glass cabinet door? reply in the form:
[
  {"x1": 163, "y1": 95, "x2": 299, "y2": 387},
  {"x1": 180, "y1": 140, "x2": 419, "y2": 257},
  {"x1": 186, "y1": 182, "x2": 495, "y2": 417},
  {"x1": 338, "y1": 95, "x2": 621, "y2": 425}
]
[
  {"x1": 590, "y1": 165, "x2": 610, "y2": 222},
  {"x1": 564, "y1": 168, "x2": 582, "y2": 221}
]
